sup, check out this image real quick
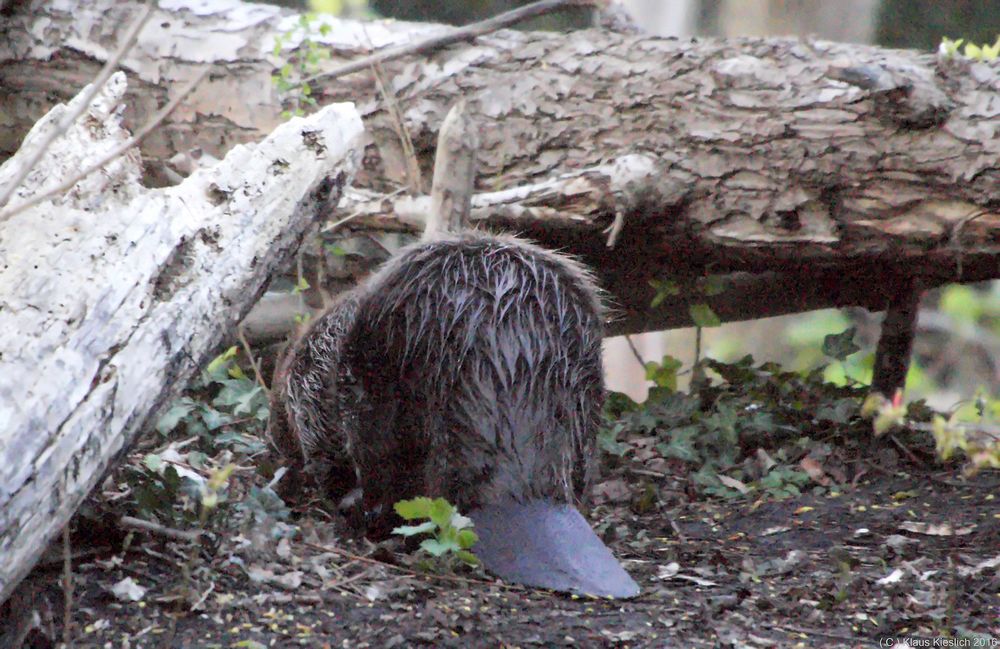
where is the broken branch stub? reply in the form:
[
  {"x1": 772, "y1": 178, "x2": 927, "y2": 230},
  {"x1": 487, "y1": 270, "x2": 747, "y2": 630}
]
[{"x1": 425, "y1": 100, "x2": 479, "y2": 239}]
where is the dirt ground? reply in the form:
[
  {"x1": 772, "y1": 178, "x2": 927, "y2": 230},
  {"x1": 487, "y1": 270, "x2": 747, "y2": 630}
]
[{"x1": 5, "y1": 444, "x2": 998, "y2": 649}]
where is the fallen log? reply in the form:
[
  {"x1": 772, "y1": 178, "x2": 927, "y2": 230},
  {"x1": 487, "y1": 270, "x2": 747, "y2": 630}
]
[
  {"x1": 2, "y1": 1, "x2": 997, "y2": 319},
  {"x1": 0, "y1": 72, "x2": 365, "y2": 604}
]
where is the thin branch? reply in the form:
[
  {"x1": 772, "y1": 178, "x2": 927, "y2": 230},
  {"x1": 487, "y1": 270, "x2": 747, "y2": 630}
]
[
  {"x1": 62, "y1": 524, "x2": 73, "y2": 648},
  {"x1": 302, "y1": 540, "x2": 529, "y2": 592},
  {"x1": 370, "y1": 60, "x2": 423, "y2": 193},
  {"x1": 0, "y1": 3, "x2": 155, "y2": 211},
  {"x1": 770, "y1": 624, "x2": 866, "y2": 645},
  {"x1": 322, "y1": 187, "x2": 409, "y2": 233},
  {"x1": 119, "y1": 516, "x2": 204, "y2": 544},
  {"x1": 623, "y1": 335, "x2": 646, "y2": 369},
  {"x1": 303, "y1": 0, "x2": 596, "y2": 88},
  {"x1": 0, "y1": 67, "x2": 209, "y2": 223},
  {"x1": 237, "y1": 325, "x2": 268, "y2": 391},
  {"x1": 604, "y1": 209, "x2": 625, "y2": 248}
]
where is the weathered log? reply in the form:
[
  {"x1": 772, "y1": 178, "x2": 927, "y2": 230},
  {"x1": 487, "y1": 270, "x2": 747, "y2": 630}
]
[
  {"x1": 0, "y1": 72, "x2": 365, "y2": 604},
  {"x1": 2, "y1": 2, "x2": 997, "y2": 328}
]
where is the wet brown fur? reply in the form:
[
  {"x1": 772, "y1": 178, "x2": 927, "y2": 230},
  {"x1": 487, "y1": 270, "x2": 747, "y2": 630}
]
[
  {"x1": 268, "y1": 230, "x2": 604, "y2": 532},
  {"x1": 267, "y1": 292, "x2": 360, "y2": 499}
]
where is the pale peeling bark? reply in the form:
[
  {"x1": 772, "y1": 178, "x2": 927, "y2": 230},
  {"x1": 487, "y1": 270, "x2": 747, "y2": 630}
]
[
  {"x1": 0, "y1": 72, "x2": 365, "y2": 604},
  {"x1": 2, "y1": 0, "x2": 997, "y2": 335}
]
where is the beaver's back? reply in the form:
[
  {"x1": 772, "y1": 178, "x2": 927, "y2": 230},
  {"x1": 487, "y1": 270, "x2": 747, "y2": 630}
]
[{"x1": 340, "y1": 231, "x2": 604, "y2": 523}]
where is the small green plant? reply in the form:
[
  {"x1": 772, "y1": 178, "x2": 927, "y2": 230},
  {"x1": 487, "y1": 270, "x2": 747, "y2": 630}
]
[
  {"x1": 649, "y1": 276, "x2": 724, "y2": 329},
  {"x1": 939, "y1": 36, "x2": 1000, "y2": 61},
  {"x1": 156, "y1": 346, "x2": 269, "y2": 454},
  {"x1": 125, "y1": 347, "x2": 270, "y2": 529},
  {"x1": 131, "y1": 459, "x2": 193, "y2": 525},
  {"x1": 603, "y1": 353, "x2": 872, "y2": 500},
  {"x1": 863, "y1": 388, "x2": 1000, "y2": 474},
  {"x1": 644, "y1": 354, "x2": 683, "y2": 393},
  {"x1": 271, "y1": 14, "x2": 331, "y2": 118},
  {"x1": 392, "y1": 497, "x2": 480, "y2": 567},
  {"x1": 270, "y1": 1, "x2": 373, "y2": 118}
]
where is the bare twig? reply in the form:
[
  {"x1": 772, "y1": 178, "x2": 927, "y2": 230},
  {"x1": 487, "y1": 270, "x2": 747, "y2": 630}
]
[
  {"x1": 303, "y1": 0, "x2": 596, "y2": 88},
  {"x1": 604, "y1": 209, "x2": 625, "y2": 248},
  {"x1": 771, "y1": 624, "x2": 865, "y2": 644},
  {"x1": 0, "y1": 3, "x2": 155, "y2": 211},
  {"x1": 62, "y1": 525, "x2": 73, "y2": 648},
  {"x1": 425, "y1": 100, "x2": 478, "y2": 239},
  {"x1": 119, "y1": 516, "x2": 204, "y2": 543},
  {"x1": 302, "y1": 541, "x2": 528, "y2": 592},
  {"x1": 623, "y1": 335, "x2": 647, "y2": 369},
  {"x1": 237, "y1": 326, "x2": 268, "y2": 391},
  {"x1": 0, "y1": 66, "x2": 209, "y2": 222},
  {"x1": 370, "y1": 60, "x2": 423, "y2": 193},
  {"x1": 361, "y1": 22, "x2": 424, "y2": 194},
  {"x1": 887, "y1": 433, "x2": 927, "y2": 466},
  {"x1": 628, "y1": 467, "x2": 667, "y2": 479},
  {"x1": 322, "y1": 187, "x2": 409, "y2": 233}
]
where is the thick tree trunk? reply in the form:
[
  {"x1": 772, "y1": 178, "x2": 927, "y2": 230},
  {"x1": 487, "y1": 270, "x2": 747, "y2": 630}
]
[
  {"x1": 0, "y1": 72, "x2": 365, "y2": 604},
  {"x1": 2, "y1": 0, "x2": 996, "y2": 334}
]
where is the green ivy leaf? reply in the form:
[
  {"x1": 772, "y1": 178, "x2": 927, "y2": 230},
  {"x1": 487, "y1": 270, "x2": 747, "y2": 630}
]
[
  {"x1": 649, "y1": 279, "x2": 680, "y2": 308},
  {"x1": 420, "y1": 538, "x2": 458, "y2": 557},
  {"x1": 187, "y1": 451, "x2": 208, "y2": 469},
  {"x1": 656, "y1": 425, "x2": 700, "y2": 462},
  {"x1": 822, "y1": 327, "x2": 860, "y2": 361},
  {"x1": 816, "y1": 398, "x2": 858, "y2": 424},
  {"x1": 391, "y1": 521, "x2": 437, "y2": 537},
  {"x1": 598, "y1": 426, "x2": 628, "y2": 456},
  {"x1": 204, "y1": 347, "x2": 238, "y2": 381},
  {"x1": 450, "y1": 512, "x2": 474, "y2": 530},
  {"x1": 156, "y1": 400, "x2": 195, "y2": 435},
  {"x1": 702, "y1": 275, "x2": 726, "y2": 296},
  {"x1": 644, "y1": 355, "x2": 683, "y2": 390},
  {"x1": 199, "y1": 407, "x2": 232, "y2": 430},
  {"x1": 394, "y1": 497, "x2": 433, "y2": 520},
  {"x1": 689, "y1": 303, "x2": 721, "y2": 328},
  {"x1": 455, "y1": 550, "x2": 480, "y2": 566},
  {"x1": 428, "y1": 498, "x2": 455, "y2": 528},
  {"x1": 456, "y1": 529, "x2": 479, "y2": 549}
]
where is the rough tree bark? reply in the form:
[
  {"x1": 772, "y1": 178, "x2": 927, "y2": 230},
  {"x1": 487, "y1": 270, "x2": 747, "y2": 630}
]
[
  {"x1": 2, "y1": 0, "x2": 997, "y2": 337},
  {"x1": 0, "y1": 72, "x2": 365, "y2": 604}
]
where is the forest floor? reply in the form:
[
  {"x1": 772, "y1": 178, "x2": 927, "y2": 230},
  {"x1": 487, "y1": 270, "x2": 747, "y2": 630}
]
[{"x1": 6, "y1": 433, "x2": 999, "y2": 649}]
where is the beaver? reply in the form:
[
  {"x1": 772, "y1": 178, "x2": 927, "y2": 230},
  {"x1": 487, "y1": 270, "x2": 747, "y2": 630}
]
[
  {"x1": 267, "y1": 292, "x2": 360, "y2": 501},
  {"x1": 268, "y1": 230, "x2": 639, "y2": 598}
]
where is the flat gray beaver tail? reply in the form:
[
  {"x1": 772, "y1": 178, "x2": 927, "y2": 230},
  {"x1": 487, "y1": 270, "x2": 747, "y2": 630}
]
[{"x1": 338, "y1": 230, "x2": 605, "y2": 531}]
